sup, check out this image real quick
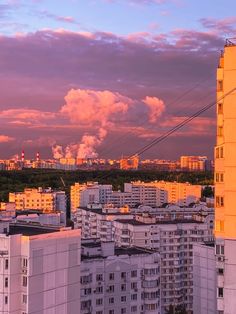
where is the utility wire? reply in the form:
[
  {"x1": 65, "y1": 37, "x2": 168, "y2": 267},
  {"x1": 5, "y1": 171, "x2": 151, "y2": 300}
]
[{"x1": 128, "y1": 87, "x2": 236, "y2": 158}]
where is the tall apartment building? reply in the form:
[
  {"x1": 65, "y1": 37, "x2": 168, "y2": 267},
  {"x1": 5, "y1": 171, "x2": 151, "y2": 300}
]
[
  {"x1": 193, "y1": 242, "x2": 217, "y2": 314},
  {"x1": 215, "y1": 39, "x2": 236, "y2": 313},
  {"x1": 124, "y1": 181, "x2": 202, "y2": 207},
  {"x1": 80, "y1": 239, "x2": 160, "y2": 314},
  {"x1": 70, "y1": 182, "x2": 112, "y2": 212},
  {"x1": 0, "y1": 221, "x2": 81, "y2": 314},
  {"x1": 9, "y1": 187, "x2": 66, "y2": 214},
  {"x1": 180, "y1": 156, "x2": 208, "y2": 171},
  {"x1": 113, "y1": 217, "x2": 211, "y2": 313}
]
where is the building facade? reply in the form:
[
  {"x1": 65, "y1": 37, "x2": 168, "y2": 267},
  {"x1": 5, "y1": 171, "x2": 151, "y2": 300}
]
[
  {"x1": 113, "y1": 218, "x2": 211, "y2": 313},
  {"x1": 215, "y1": 39, "x2": 236, "y2": 314},
  {"x1": 9, "y1": 188, "x2": 66, "y2": 214},
  {"x1": 80, "y1": 239, "x2": 160, "y2": 314},
  {"x1": 0, "y1": 222, "x2": 81, "y2": 314}
]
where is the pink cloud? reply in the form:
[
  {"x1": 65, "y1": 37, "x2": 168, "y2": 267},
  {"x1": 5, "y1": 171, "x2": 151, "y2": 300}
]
[
  {"x1": 143, "y1": 96, "x2": 165, "y2": 123},
  {"x1": 0, "y1": 135, "x2": 15, "y2": 143}
]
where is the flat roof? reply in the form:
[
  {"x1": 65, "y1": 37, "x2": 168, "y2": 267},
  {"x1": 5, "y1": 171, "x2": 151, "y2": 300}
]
[
  {"x1": 115, "y1": 218, "x2": 203, "y2": 226},
  {"x1": 79, "y1": 207, "x2": 132, "y2": 216},
  {"x1": 9, "y1": 223, "x2": 60, "y2": 236}
]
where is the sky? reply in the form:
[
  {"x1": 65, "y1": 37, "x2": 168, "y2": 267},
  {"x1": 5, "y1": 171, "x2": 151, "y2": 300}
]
[{"x1": 0, "y1": 0, "x2": 236, "y2": 160}]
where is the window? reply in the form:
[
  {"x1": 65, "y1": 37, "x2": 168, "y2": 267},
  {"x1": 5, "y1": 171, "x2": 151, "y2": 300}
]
[
  {"x1": 5, "y1": 259, "x2": 8, "y2": 270},
  {"x1": 131, "y1": 294, "x2": 137, "y2": 301},
  {"x1": 121, "y1": 309, "x2": 126, "y2": 314},
  {"x1": 96, "y1": 298, "x2": 103, "y2": 306},
  {"x1": 131, "y1": 282, "x2": 137, "y2": 289},
  {"x1": 131, "y1": 270, "x2": 137, "y2": 277},
  {"x1": 109, "y1": 297, "x2": 114, "y2": 304},
  {"x1": 121, "y1": 272, "x2": 126, "y2": 279},
  {"x1": 220, "y1": 147, "x2": 224, "y2": 158},
  {"x1": 121, "y1": 296, "x2": 126, "y2": 302},
  {"x1": 22, "y1": 258, "x2": 28, "y2": 268},
  {"x1": 4, "y1": 296, "x2": 8, "y2": 304},
  {"x1": 215, "y1": 172, "x2": 224, "y2": 183},
  {"x1": 22, "y1": 276, "x2": 27, "y2": 287},
  {"x1": 96, "y1": 274, "x2": 103, "y2": 281},
  {"x1": 109, "y1": 273, "x2": 114, "y2": 280},
  {"x1": 218, "y1": 268, "x2": 224, "y2": 275},
  {"x1": 131, "y1": 306, "x2": 137, "y2": 312},
  {"x1": 108, "y1": 285, "x2": 114, "y2": 293},
  {"x1": 215, "y1": 221, "x2": 225, "y2": 232},
  {"x1": 121, "y1": 284, "x2": 126, "y2": 291},
  {"x1": 22, "y1": 294, "x2": 27, "y2": 304},
  {"x1": 109, "y1": 311, "x2": 114, "y2": 314},
  {"x1": 5, "y1": 277, "x2": 8, "y2": 288},
  {"x1": 218, "y1": 103, "x2": 223, "y2": 114},
  {"x1": 216, "y1": 196, "x2": 224, "y2": 207},
  {"x1": 217, "y1": 80, "x2": 223, "y2": 92},
  {"x1": 217, "y1": 126, "x2": 223, "y2": 137},
  {"x1": 218, "y1": 287, "x2": 224, "y2": 298}
]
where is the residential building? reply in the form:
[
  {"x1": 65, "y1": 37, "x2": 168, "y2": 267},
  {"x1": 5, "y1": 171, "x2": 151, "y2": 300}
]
[
  {"x1": 180, "y1": 156, "x2": 208, "y2": 171},
  {"x1": 124, "y1": 181, "x2": 202, "y2": 207},
  {"x1": 72, "y1": 204, "x2": 133, "y2": 241},
  {"x1": 80, "y1": 239, "x2": 160, "y2": 314},
  {"x1": 70, "y1": 182, "x2": 112, "y2": 212},
  {"x1": 215, "y1": 39, "x2": 236, "y2": 313},
  {"x1": 0, "y1": 221, "x2": 81, "y2": 314},
  {"x1": 113, "y1": 217, "x2": 211, "y2": 313},
  {"x1": 193, "y1": 242, "x2": 216, "y2": 314},
  {"x1": 9, "y1": 187, "x2": 66, "y2": 214}
]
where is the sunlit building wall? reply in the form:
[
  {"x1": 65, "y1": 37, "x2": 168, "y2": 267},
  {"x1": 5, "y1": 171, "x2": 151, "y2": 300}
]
[{"x1": 215, "y1": 40, "x2": 236, "y2": 313}]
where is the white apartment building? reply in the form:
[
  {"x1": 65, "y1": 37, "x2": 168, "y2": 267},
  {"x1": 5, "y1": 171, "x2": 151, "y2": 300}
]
[
  {"x1": 215, "y1": 39, "x2": 236, "y2": 314},
  {"x1": 70, "y1": 182, "x2": 112, "y2": 212},
  {"x1": 113, "y1": 217, "x2": 211, "y2": 313},
  {"x1": 0, "y1": 221, "x2": 81, "y2": 314},
  {"x1": 193, "y1": 242, "x2": 217, "y2": 314},
  {"x1": 9, "y1": 187, "x2": 66, "y2": 214},
  {"x1": 124, "y1": 181, "x2": 202, "y2": 207},
  {"x1": 80, "y1": 239, "x2": 160, "y2": 314},
  {"x1": 72, "y1": 204, "x2": 133, "y2": 241}
]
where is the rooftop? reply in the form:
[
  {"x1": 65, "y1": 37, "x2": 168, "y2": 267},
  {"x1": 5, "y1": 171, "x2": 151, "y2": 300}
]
[
  {"x1": 8, "y1": 222, "x2": 60, "y2": 236},
  {"x1": 115, "y1": 218, "x2": 203, "y2": 226},
  {"x1": 225, "y1": 38, "x2": 236, "y2": 47}
]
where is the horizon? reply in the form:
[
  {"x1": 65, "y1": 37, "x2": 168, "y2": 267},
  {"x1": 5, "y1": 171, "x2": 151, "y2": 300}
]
[{"x1": 0, "y1": 0, "x2": 236, "y2": 159}]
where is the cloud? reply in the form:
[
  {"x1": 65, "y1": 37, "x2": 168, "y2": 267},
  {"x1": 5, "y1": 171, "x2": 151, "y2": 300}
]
[
  {"x1": 0, "y1": 109, "x2": 56, "y2": 124},
  {"x1": 0, "y1": 26, "x2": 226, "y2": 158},
  {"x1": 200, "y1": 17, "x2": 236, "y2": 34},
  {"x1": 143, "y1": 96, "x2": 165, "y2": 123},
  {"x1": 37, "y1": 10, "x2": 78, "y2": 25},
  {"x1": 0, "y1": 135, "x2": 15, "y2": 143}
]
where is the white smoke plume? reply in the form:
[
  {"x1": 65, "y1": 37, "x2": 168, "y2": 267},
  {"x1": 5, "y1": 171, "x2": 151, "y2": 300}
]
[
  {"x1": 52, "y1": 145, "x2": 64, "y2": 159},
  {"x1": 52, "y1": 88, "x2": 165, "y2": 159},
  {"x1": 53, "y1": 89, "x2": 132, "y2": 159},
  {"x1": 143, "y1": 96, "x2": 165, "y2": 123}
]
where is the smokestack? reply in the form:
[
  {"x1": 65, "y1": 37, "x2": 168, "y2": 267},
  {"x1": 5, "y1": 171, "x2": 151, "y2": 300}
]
[
  {"x1": 21, "y1": 150, "x2": 25, "y2": 162},
  {"x1": 36, "y1": 151, "x2": 40, "y2": 162}
]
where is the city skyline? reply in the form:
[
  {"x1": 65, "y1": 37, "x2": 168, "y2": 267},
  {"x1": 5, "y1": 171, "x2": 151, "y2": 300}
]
[{"x1": 0, "y1": 0, "x2": 236, "y2": 159}]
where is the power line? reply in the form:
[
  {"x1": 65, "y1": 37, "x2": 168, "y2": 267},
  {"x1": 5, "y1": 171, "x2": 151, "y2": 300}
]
[
  {"x1": 97, "y1": 76, "x2": 213, "y2": 157},
  {"x1": 128, "y1": 87, "x2": 236, "y2": 158}
]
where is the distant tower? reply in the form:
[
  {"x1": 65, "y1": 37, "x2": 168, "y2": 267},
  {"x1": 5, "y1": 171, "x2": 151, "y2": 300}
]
[
  {"x1": 21, "y1": 150, "x2": 25, "y2": 163},
  {"x1": 36, "y1": 151, "x2": 40, "y2": 162}
]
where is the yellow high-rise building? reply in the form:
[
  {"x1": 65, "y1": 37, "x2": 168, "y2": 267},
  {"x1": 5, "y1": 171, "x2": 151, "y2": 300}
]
[{"x1": 215, "y1": 39, "x2": 236, "y2": 313}]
